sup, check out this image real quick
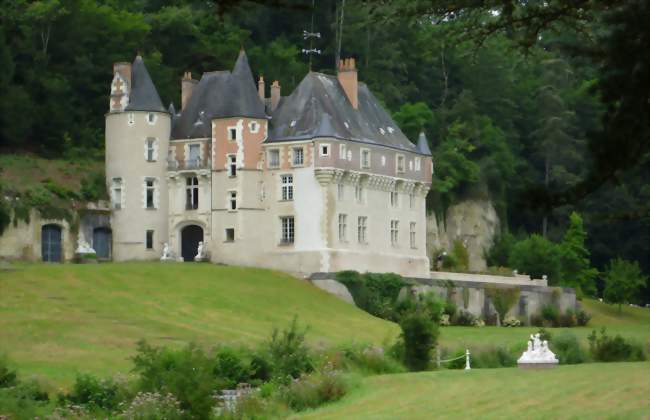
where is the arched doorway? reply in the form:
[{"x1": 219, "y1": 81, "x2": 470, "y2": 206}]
[
  {"x1": 41, "y1": 224, "x2": 62, "y2": 262},
  {"x1": 181, "y1": 225, "x2": 203, "y2": 262},
  {"x1": 93, "y1": 227, "x2": 112, "y2": 260}
]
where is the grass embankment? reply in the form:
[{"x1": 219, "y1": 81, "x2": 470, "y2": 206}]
[
  {"x1": 439, "y1": 299, "x2": 650, "y2": 352},
  {"x1": 297, "y1": 362, "x2": 650, "y2": 419},
  {"x1": 0, "y1": 263, "x2": 398, "y2": 387}
]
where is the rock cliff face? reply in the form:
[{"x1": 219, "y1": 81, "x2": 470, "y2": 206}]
[{"x1": 426, "y1": 199, "x2": 500, "y2": 272}]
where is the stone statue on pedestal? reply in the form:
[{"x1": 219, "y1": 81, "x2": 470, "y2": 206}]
[
  {"x1": 194, "y1": 241, "x2": 207, "y2": 261},
  {"x1": 517, "y1": 333, "x2": 558, "y2": 368},
  {"x1": 160, "y1": 243, "x2": 174, "y2": 261}
]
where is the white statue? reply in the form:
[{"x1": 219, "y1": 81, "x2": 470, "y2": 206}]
[
  {"x1": 518, "y1": 333, "x2": 558, "y2": 367},
  {"x1": 194, "y1": 241, "x2": 207, "y2": 261},
  {"x1": 160, "y1": 243, "x2": 173, "y2": 261},
  {"x1": 76, "y1": 238, "x2": 95, "y2": 254}
]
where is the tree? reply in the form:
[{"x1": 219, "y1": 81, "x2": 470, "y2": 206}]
[
  {"x1": 560, "y1": 212, "x2": 598, "y2": 296},
  {"x1": 393, "y1": 102, "x2": 434, "y2": 142},
  {"x1": 485, "y1": 286, "x2": 520, "y2": 326},
  {"x1": 399, "y1": 310, "x2": 439, "y2": 371},
  {"x1": 509, "y1": 234, "x2": 562, "y2": 283},
  {"x1": 603, "y1": 259, "x2": 647, "y2": 312}
]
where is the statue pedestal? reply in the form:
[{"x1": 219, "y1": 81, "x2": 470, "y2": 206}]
[
  {"x1": 194, "y1": 256, "x2": 209, "y2": 262},
  {"x1": 74, "y1": 252, "x2": 98, "y2": 264},
  {"x1": 517, "y1": 362, "x2": 557, "y2": 369}
]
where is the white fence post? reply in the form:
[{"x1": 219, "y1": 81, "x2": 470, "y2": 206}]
[{"x1": 465, "y1": 349, "x2": 471, "y2": 370}]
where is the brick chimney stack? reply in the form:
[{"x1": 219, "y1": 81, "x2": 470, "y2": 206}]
[
  {"x1": 337, "y1": 58, "x2": 358, "y2": 109},
  {"x1": 270, "y1": 80, "x2": 281, "y2": 111},
  {"x1": 258, "y1": 76, "x2": 265, "y2": 100},
  {"x1": 110, "y1": 62, "x2": 132, "y2": 112},
  {"x1": 181, "y1": 71, "x2": 197, "y2": 111}
]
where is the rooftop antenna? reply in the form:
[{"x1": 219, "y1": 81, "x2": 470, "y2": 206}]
[{"x1": 302, "y1": 0, "x2": 320, "y2": 71}]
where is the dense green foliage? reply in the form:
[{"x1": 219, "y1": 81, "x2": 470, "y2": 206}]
[
  {"x1": 588, "y1": 328, "x2": 646, "y2": 363},
  {"x1": 509, "y1": 235, "x2": 562, "y2": 282},
  {"x1": 485, "y1": 287, "x2": 520, "y2": 326},
  {"x1": 335, "y1": 271, "x2": 406, "y2": 321},
  {"x1": 603, "y1": 259, "x2": 648, "y2": 312},
  {"x1": 399, "y1": 311, "x2": 439, "y2": 372},
  {"x1": 559, "y1": 212, "x2": 599, "y2": 296}
]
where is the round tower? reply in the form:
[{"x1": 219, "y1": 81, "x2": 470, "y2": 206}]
[{"x1": 105, "y1": 55, "x2": 171, "y2": 261}]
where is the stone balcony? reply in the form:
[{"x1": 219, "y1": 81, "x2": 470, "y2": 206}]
[{"x1": 167, "y1": 158, "x2": 211, "y2": 172}]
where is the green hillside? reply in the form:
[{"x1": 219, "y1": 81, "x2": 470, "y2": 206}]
[
  {"x1": 0, "y1": 263, "x2": 398, "y2": 387},
  {"x1": 296, "y1": 362, "x2": 650, "y2": 419}
]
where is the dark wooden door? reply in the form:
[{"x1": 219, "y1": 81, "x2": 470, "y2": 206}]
[
  {"x1": 93, "y1": 228, "x2": 112, "y2": 259},
  {"x1": 181, "y1": 225, "x2": 203, "y2": 262},
  {"x1": 41, "y1": 224, "x2": 62, "y2": 262}
]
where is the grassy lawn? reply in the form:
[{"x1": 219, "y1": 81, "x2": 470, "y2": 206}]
[
  {"x1": 0, "y1": 263, "x2": 398, "y2": 387},
  {"x1": 438, "y1": 299, "x2": 650, "y2": 353},
  {"x1": 296, "y1": 362, "x2": 650, "y2": 419}
]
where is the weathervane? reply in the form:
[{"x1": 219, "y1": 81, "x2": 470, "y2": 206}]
[{"x1": 302, "y1": 0, "x2": 320, "y2": 70}]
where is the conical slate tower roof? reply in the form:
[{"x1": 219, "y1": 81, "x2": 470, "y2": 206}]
[
  {"x1": 417, "y1": 131, "x2": 432, "y2": 155},
  {"x1": 125, "y1": 55, "x2": 166, "y2": 112}
]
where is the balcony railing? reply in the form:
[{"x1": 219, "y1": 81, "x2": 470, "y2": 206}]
[{"x1": 167, "y1": 158, "x2": 210, "y2": 171}]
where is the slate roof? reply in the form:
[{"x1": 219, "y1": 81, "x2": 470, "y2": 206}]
[
  {"x1": 267, "y1": 72, "x2": 426, "y2": 155},
  {"x1": 416, "y1": 132, "x2": 432, "y2": 155},
  {"x1": 125, "y1": 55, "x2": 166, "y2": 113},
  {"x1": 171, "y1": 50, "x2": 266, "y2": 139}
]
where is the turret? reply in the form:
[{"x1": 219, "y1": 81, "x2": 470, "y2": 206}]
[{"x1": 105, "y1": 55, "x2": 171, "y2": 261}]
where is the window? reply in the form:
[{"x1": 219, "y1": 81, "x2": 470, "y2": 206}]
[
  {"x1": 337, "y1": 183, "x2": 344, "y2": 200},
  {"x1": 358, "y1": 216, "x2": 367, "y2": 244},
  {"x1": 145, "y1": 179, "x2": 155, "y2": 209},
  {"x1": 381, "y1": 155, "x2": 386, "y2": 166},
  {"x1": 228, "y1": 154, "x2": 237, "y2": 177},
  {"x1": 147, "y1": 113, "x2": 156, "y2": 124},
  {"x1": 281, "y1": 174, "x2": 293, "y2": 200},
  {"x1": 320, "y1": 144, "x2": 330, "y2": 157},
  {"x1": 390, "y1": 220, "x2": 399, "y2": 246},
  {"x1": 339, "y1": 144, "x2": 347, "y2": 160},
  {"x1": 409, "y1": 193, "x2": 415, "y2": 210},
  {"x1": 228, "y1": 127, "x2": 237, "y2": 141},
  {"x1": 111, "y1": 178, "x2": 123, "y2": 209},
  {"x1": 225, "y1": 228, "x2": 235, "y2": 242},
  {"x1": 410, "y1": 222, "x2": 416, "y2": 249},
  {"x1": 128, "y1": 112, "x2": 135, "y2": 125},
  {"x1": 396, "y1": 155, "x2": 405, "y2": 173},
  {"x1": 355, "y1": 185, "x2": 364, "y2": 203},
  {"x1": 249, "y1": 120, "x2": 259, "y2": 133},
  {"x1": 390, "y1": 191, "x2": 399, "y2": 208},
  {"x1": 280, "y1": 216, "x2": 294, "y2": 244},
  {"x1": 338, "y1": 214, "x2": 347, "y2": 242},
  {"x1": 185, "y1": 177, "x2": 199, "y2": 210},
  {"x1": 146, "y1": 138, "x2": 155, "y2": 162},
  {"x1": 292, "y1": 147, "x2": 304, "y2": 166},
  {"x1": 229, "y1": 190, "x2": 237, "y2": 210},
  {"x1": 188, "y1": 144, "x2": 200, "y2": 168},
  {"x1": 268, "y1": 149, "x2": 280, "y2": 168},
  {"x1": 409, "y1": 160, "x2": 413, "y2": 171},
  {"x1": 415, "y1": 157, "x2": 421, "y2": 171},
  {"x1": 146, "y1": 230, "x2": 154, "y2": 249},
  {"x1": 361, "y1": 149, "x2": 370, "y2": 168}
]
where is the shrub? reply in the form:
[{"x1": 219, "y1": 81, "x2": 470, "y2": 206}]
[
  {"x1": 485, "y1": 286, "x2": 520, "y2": 326},
  {"x1": 0, "y1": 355, "x2": 18, "y2": 388},
  {"x1": 485, "y1": 232, "x2": 516, "y2": 267},
  {"x1": 558, "y1": 309, "x2": 577, "y2": 327},
  {"x1": 552, "y1": 332, "x2": 587, "y2": 364},
  {"x1": 575, "y1": 309, "x2": 592, "y2": 326},
  {"x1": 541, "y1": 304, "x2": 560, "y2": 327},
  {"x1": 399, "y1": 310, "x2": 439, "y2": 371},
  {"x1": 338, "y1": 345, "x2": 405, "y2": 375},
  {"x1": 266, "y1": 317, "x2": 313, "y2": 382},
  {"x1": 441, "y1": 253, "x2": 458, "y2": 270},
  {"x1": 80, "y1": 172, "x2": 107, "y2": 202},
  {"x1": 530, "y1": 314, "x2": 544, "y2": 327},
  {"x1": 213, "y1": 347, "x2": 250, "y2": 389},
  {"x1": 450, "y1": 239, "x2": 469, "y2": 271},
  {"x1": 603, "y1": 259, "x2": 647, "y2": 312},
  {"x1": 502, "y1": 316, "x2": 521, "y2": 327},
  {"x1": 281, "y1": 365, "x2": 348, "y2": 411},
  {"x1": 118, "y1": 392, "x2": 184, "y2": 420},
  {"x1": 473, "y1": 347, "x2": 517, "y2": 368},
  {"x1": 443, "y1": 299, "x2": 457, "y2": 319},
  {"x1": 335, "y1": 271, "x2": 405, "y2": 321},
  {"x1": 588, "y1": 328, "x2": 646, "y2": 362},
  {"x1": 59, "y1": 374, "x2": 123, "y2": 411},
  {"x1": 131, "y1": 341, "x2": 217, "y2": 419},
  {"x1": 0, "y1": 382, "x2": 51, "y2": 419},
  {"x1": 453, "y1": 310, "x2": 476, "y2": 326},
  {"x1": 509, "y1": 234, "x2": 562, "y2": 282}
]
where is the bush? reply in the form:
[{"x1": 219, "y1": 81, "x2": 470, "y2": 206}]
[
  {"x1": 59, "y1": 374, "x2": 124, "y2": 411},
  {"x1": 576, "y1": 309, "x2": 592, "y2": 326},
  {"x1": 80, "y1": 172, "x2": 107, "y2": 202},
  {"x1": 537, "y1": 328, "x2": 552, "y2": 343},
  {"x1": 509, "y1": 234, "x2": 562, "y2": 282},
  {"x1": 502, "y1": 316, "x2": 521, "y2": 327},
  {"x1": 485, "y1": 232, "x2": 516, "y2": 267},
  {"x1": 338, "y1": 345, "x2": 405, "y2": 375},
  {"x1": 0, "y1": 355, "x2": 18, "y2": 388},
  {"x1": 0, "y1": 381, "x2": 51, "y2": 419},
  {"x1": 441, "y1": 253, "x2": 458, "y2": 270},
  {"x1": 453, "y1": 310, "x2": 476, "y2": 326},
  {"x1": 443, "y1": 299, "x2": 457, "y2": 319},
  {"x1": 266, "y1": 317, "x2": 313, "y2": 382},
  {"x1": 558, "y1": 309, "x2": 577, "y2": 327},
  {"x1": 399, "y1": 310, "x2": 439, "y2": 371},
  {"x1": 281, "y1": 365, "x2": 348, "y2": 411},
  {"x1": 131, "y1": 341, "x2": 217, "y2": 419},
  {"x1": 450, "y1": 239, "x2": 469, "y2": 271},
  {"x1": 118, "y1": 392, "x2": 184, "y2": 420},
  {"x1": 336, "y1": 271, "x2": 405, "y2": 321},
  {"x1": 541, "y1": 304, "x2": 560, "y2": 327},
  {"x1": 213, "y1": 347, "x2": 250, "y2": 389},
  {"x1": 588, "y1": 328, "x2": 646, "y2": 362},
  {"x1": 485, "y1": 286, "x2": 520, "y2": 325},
  {"x1": 552, "y1": 332, "x2": 587, "y2": 364}
]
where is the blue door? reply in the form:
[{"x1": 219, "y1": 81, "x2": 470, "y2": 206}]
[
  {"x1": 93, "y1": 228, "x2": 112, "y2": 259},
  {"x1": 41, "y1": 224, "x2": 62, "y2": 262}
]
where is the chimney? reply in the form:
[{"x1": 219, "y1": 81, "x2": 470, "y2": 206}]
[
  {"x1": 110, "y1": 62, "x2": 132, "y2": 112},
  {"x1": 337, "y1": 58, "x2": 358, "y2": 109},
  {"x1": 270, "y1": 80, "x2": 281, "y2": 111},
  {"x1": 181, "y1": 71, "x2": 198, "y2": 111},
  {"x1": 258, "y1": 75, "x2": 265, "y2": 100}
]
